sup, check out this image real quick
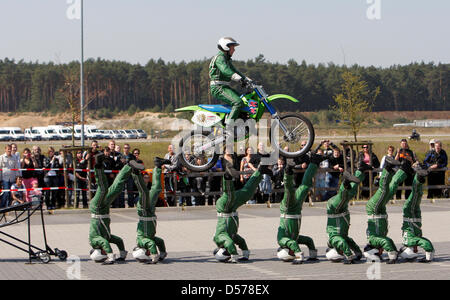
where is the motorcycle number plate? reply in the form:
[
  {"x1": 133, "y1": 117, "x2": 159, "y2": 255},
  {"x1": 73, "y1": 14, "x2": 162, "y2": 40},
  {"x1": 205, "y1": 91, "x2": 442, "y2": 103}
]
[{"x1": 192, "y1": 111, "x2": 222, "y2": 127}]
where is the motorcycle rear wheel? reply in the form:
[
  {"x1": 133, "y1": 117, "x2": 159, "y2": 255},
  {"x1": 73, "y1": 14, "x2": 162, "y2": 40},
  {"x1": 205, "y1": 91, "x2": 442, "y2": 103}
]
[{"x1": 179, "y1": 130, "x2": 220, "y2": 172}]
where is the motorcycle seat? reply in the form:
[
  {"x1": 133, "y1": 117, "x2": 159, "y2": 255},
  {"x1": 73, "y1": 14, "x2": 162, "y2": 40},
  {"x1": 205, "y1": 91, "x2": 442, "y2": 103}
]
[
  {"x1": 198, "y1": 104, "x2": 232, "y2": 113},
  {"x1": 198, "y1": 104, "x2": 254, "y2": 114}
]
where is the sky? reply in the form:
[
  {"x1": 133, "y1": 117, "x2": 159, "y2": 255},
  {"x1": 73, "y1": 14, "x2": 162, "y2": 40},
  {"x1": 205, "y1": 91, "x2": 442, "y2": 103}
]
[{"x1": 0, "y1": 0, "x2": 449, "y2": 67}]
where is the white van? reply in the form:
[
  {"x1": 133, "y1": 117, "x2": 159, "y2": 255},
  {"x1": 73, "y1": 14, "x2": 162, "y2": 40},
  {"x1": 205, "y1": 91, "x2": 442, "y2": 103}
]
[
  {"x1": 1, "y1": 127, "x2": 25, "y2": 141},
  {"x1": 74, "y1": 125, "x2": 102, "y2": 140},
  {"x1": 47, "y1": 125, "x2": 72, "y2": 140},
  {"x1": 0, "y1": 128, "x2": 12, "y2": 141},
  {"x1": 33, "y1": 127, "x2": 59, "y2": 141},
  {"x1": 24, "y1": 128, "x2": 42, "y2": 141}
]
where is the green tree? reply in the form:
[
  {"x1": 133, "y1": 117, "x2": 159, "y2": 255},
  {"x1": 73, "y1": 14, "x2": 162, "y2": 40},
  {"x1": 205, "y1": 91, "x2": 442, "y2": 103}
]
[{"x1": 333, "y1": 71, "x2": 380, "y2": 141}]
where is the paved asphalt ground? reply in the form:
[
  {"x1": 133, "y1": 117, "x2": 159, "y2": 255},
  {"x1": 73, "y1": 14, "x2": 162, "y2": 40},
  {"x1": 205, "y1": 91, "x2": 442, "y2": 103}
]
[{"x1": 1, "y1": 200, "x2": 450, "y2": 280}]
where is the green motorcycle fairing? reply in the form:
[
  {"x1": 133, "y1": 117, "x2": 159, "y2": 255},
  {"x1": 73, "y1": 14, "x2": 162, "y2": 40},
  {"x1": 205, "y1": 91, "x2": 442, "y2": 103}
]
[{"x1": 175, "y1": 93, "x2": 300, "y2": 124}]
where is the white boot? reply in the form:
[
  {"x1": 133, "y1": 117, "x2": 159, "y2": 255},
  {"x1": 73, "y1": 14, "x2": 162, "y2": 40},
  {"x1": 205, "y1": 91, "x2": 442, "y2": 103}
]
[
  {"x1": 229, "y1": 254, "x2": 239, "y2": 263},
  {"x1": 399, "y1": 247, "x2": 419, "y2": 260},
  {"x1": 147, "y1": 254, "x2": 160, "y2": 264},
  {"x1": 326, "y1": 248, "x2": 344, "y2": 262},
  {"x1": 292, "y1": 252, "x2": 304, "y2": 264},
  {"x1": 364, "y1": 248, "x2": 380, "y2": 262},
  {"x1": 386, "y1": 251, "x2": 398, "y2": 264},
  {"x1": 102, "y1": 253, "x2": 116, "y2": 265},
  {"x1": 343, "y1": 254, "x2": 356, "y2": 264},
  {"x1": 419, "y1": 251, "x2": 435, "y2": 263},
  {"x1": 426, "y1": 251, "x2": 435, "y2": 261}
]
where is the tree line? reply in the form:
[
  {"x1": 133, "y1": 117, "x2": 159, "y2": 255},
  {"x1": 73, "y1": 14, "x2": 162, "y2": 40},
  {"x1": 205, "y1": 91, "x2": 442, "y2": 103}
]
[{"x1": 0, "y1": 56, "x2": 448, "y2": 114}]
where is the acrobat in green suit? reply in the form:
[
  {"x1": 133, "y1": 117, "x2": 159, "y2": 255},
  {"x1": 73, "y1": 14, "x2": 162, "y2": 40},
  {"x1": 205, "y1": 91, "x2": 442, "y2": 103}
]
[
  {"x1": 276, "y1": 154, "x2": 324, "y2": 264},
  {"x1": 399, "y1": 168, "x2": 435, "y2": 263},
  {"x1": 325, "y1": 162, "x2": 372, "y2": 264},
  {"x1": 213, "y1": 159, "x2": 271, "y2": 263},
  {"x1": 131, "y1": 157, "x2": 171, "y2": 264},
  {"x1": 89, "y1": 154, "x2": 144, "y2": 265},
  {"x1": 364, "y1": 157, "x2": 407, "y2": 264}
]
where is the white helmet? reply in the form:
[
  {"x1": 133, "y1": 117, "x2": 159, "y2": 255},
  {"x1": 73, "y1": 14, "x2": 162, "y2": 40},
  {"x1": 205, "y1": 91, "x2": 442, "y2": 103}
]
[
  {"x1": 90, "y1": 249, "x2": 107, "y2": 263},
  {"x1": 325, "y1": 248, "x2": 345, "y2": 262},
  {"x1": 277, "y1": 247, "x2": 295, "y2": 262},
  {"x1": 218, "y1": 37, "x2": 240, "y2": 52},
  {"x1": 213, "y1": 248, "x2": 231, "y2": 262},
  {"x1": 132, "y1": 247, "x2": 151, "y2": 262}
]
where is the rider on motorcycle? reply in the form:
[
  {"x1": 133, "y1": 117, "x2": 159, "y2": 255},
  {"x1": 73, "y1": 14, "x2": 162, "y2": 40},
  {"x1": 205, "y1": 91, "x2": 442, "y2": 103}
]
[{"x1": 209, "y1": 37, "x2": 252, "y2": 128}]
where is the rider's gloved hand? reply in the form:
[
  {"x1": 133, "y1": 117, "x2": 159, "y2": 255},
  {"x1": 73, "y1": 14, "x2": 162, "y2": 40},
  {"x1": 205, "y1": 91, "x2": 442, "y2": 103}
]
[{"x1": 240, "y1": 77, "x2": 253, "y2": 88}]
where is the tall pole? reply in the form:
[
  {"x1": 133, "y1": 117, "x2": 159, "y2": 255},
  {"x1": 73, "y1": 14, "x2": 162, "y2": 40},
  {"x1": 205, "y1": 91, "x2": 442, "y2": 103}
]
[{"x1": 80, "y1": 0, "x2": 85, "y2": 146}]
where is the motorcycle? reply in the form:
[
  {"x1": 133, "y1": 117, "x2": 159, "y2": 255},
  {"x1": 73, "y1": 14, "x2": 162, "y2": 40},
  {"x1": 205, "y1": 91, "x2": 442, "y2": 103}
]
[{"x1": 175, "y1": 82, "x2": 315, "y2": 171}]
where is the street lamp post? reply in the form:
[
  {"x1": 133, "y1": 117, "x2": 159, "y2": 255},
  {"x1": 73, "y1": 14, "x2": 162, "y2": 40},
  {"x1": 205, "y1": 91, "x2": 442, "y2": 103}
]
[{"x1": 80, "y1": 0, "x2": 85, "y2": 147}]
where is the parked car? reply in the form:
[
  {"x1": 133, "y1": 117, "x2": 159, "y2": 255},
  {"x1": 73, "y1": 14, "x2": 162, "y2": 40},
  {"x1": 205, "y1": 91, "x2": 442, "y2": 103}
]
[
  {"x1": 120, "y1": 129, "x2": 138, "y2": 139},
  {"x1": 24, "y1": 128, "x2": 42, "y2": 141},
  {"x1": 131, "y1": 129, "x2": 148, "y2": 139},
  {"x1": 110, "y1": 130, "x2": 125, "y2": 139},
  {"x1": 97, "y1": 130, "x2": 112, "y2": 139}
]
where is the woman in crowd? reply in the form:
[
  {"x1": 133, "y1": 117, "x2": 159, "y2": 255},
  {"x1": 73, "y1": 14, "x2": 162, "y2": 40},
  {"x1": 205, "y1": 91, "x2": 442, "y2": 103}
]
[
  {"x1": 240, "y1": 147, "x2": 257, "y2": 203},
  {"x1": 21, "y1": 148, "x2": 38, "y2": 202},
  {"x1": 358, "y1": 144, "x2": 380, "y2": 199}
]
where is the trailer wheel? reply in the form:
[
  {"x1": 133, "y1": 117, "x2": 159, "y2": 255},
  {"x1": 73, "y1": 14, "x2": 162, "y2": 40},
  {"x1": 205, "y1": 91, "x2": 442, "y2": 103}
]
[{"x1": 39, "y1": 252, "x2": 51, "y2": 264}]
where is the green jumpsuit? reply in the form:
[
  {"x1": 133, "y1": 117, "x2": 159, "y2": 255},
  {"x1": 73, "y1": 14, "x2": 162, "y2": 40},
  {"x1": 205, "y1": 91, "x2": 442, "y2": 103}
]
[
  {"x1": 401, "y1": 174, "x2": 434, "y2": 252},
  {"x1": 277, "y1": 163, "x2": 318, "y2": 254},
  {"x1": 132, "y1": 167, "x2": 166, "y2": 255},
  {"x1": 209, "y1": 51, "x2": 245, "y2": 122},
  {"x1": 386, "y1": 169, "x2": 408, "y2": 201},
  {"x1": 89, "y1": 165, "x2": 132, "y2": 253},
  {"x1": 213, "y1": 171, "x2": 262, "y2": 255},
  {"x1": 326, "y1": 171, "x2": 365, "y2": 257},
  {"x1": 366, "y1": 168, "x2": 397, "y2": 252}
]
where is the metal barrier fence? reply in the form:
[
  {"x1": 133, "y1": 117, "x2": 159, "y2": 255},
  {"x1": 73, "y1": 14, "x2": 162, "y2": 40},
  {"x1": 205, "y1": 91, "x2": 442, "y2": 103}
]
[{"x1": 163, "y1": 167, "x2": 449, "y2": 207}]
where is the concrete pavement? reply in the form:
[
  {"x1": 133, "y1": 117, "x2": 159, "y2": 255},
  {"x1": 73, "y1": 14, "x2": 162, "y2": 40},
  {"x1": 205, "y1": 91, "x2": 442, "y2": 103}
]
[{"x1": 1, "y1": 200, "x2": 450, "y2": 280}]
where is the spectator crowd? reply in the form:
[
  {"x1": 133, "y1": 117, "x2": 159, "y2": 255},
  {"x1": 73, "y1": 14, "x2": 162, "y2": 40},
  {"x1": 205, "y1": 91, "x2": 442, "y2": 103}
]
[{"x1": 0, "y1": 137, "x2": 448, "y2": 210}]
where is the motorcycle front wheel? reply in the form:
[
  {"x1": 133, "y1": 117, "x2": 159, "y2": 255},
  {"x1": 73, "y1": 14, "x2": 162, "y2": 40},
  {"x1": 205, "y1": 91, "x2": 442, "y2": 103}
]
[
  {"x1": 271, "y1": 113, "x2": 315, "y2": 158},
  {"x1": 179, "y1": 129, "x2": 220, "y2": 172}
]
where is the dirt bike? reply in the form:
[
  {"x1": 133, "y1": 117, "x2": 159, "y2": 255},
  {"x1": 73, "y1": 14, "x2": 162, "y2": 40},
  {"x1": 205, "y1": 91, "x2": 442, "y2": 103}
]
[{"x1": 175, "y1": 82, "x2": 315, "y2": 171}]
